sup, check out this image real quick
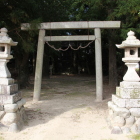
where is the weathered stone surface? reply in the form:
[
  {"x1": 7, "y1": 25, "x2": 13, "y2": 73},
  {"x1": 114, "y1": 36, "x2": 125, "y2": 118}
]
[
  {"x1": 116, "y1": 87, "x2": 120, "y2": 97},
  {"x1": 19, "y1": 118, "x2": 24, "y2": 127},
  {"x1": 0, "y1": 123, "x2": 8, "y2": 132},
  {"x1": 21, "y1": 99, "x2": 26, "y2": 106},
  {"x1": 20, "y1": 107, "x2": 25, "y2": 117},
  {"x1": 136, "y1": 118, "x2": 140, "y2": 126},
  {"x1": 112, "y1": 116, "x2": 125, "y2": 127},
  {"x1": 46, "y1": 35, "x2": 96, "y2": 41},
  {"x1": 17, "y1": 99, "x2": 26, "y2": 109},
  {"x1": 0, "y1": 78, "x2": 14, "y2": 85},
  {"x1": 8, "y1": 123, "x2": 20, "y2": 132},
  {"x1": 108, "y1": 101, "x2": 112, "y2": 107},
  {"x1": 113, "y1": 107, "x2": 130, "y2": 118},
  {"x1": 135, "y1": 117, "x2": 139, "y2": 121},
  {"x1": 16, "y1": 110, "x2": 20, "y2": 119},
  {"x1": 12, "y1": 92, "x2": 22, "y2": 104},
  {"x1": 130, "y1": 108, "x2": 140, "y2": 117},
  {"x1": 1, "y1": 112, "x2": 17, "y2": 125},
  {"x1": 108, "y1": 101, "x2": 117, "y2": 111},
  {"x1": 123, "y1": 63, "x2": 140, "y2": 82},
  {"x1": 126, "y1": 116, "x2": 135, "y2": 126},
  {"x1": 0, "y1": 63, "x2": 11, "y2": 78},
  {"x1": 17, "y1": 100, "x2": 23, "y2": 109},
  {"x1": 22, "y1": 21, "x2": 121, "y2": 30},
  {"x1": 0, "y1": 111, "x2": 5, "y2": 119},
  {"x1": 109, "y1": 109, "x2": 114, "y2": 117},
  {"x1": 117, "y1": 87, "x2": 140, "y2": 99},
  {"x1": 137, "y1": 125, "x2": 140, "y2": 134},
  {"x1": 112, "y1": 95, "x2": 126, "y2": 107},
  {"x1": 0, "y1": 105, "x2": 3, "y2": 111},
  {"x1": 0, "y1": 92, "x2": 22, "y2": 105},
  {"x1": 4, "y1": 104, "x2": 18, "y2": 113},
  {"x1": 111, "y1": 126, "x2": 122, "y2": 134},
  {"x1": 23, "y1": 111, "x2": 27, "y2": 121},
  {"x1": 108, "y1": 101, "x2": 115, "y2": 109},
  {"x1": 122, "y1": 127, "x2": 131, "y2": 134},
  {"x1": 20, "y1": 106, "x2": 27, "y2": 121},
  {"x1": 0, "y1": 84, "x2": 18, "y2": 95},
  {"x1": 120, "y1": 81, "x2": 140, "y2": 88},
  {"x1": 112, "y1": 95, "x2": 140, "y2": 108},
  {"x1": 126, "y1": 99, "x2": 140, "y2": 108},
  {"x1": 112, "y1": 105, "x2": 118, "y2": 112}
]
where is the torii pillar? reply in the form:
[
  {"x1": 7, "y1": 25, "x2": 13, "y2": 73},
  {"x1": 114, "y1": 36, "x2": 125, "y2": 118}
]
[
  {"x1": 33, "y1": 29, "x2": 45, "y2": 101},
  {"x1": 95, "y1": 28, "x2": 103, "y2": 101}
]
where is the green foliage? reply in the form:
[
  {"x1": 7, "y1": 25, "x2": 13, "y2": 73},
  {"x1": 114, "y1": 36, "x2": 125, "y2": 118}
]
[
  {"x1": 0, "y1": 0, "x2": 140, "y2": 85},
  {"x1": 29, "y1": 19, "x2": 42, "y2": 31},
  {"x1": 69, "y1": 0, "x2": 106, "y2": 21}
]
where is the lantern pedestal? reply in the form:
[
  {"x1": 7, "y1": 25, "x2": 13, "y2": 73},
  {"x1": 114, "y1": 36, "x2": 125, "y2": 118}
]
[
  {"x1": 0, "y1": 59, "x2": 11, "y2": 78},
  {"x1": 123, "y1": 63, "x2": 140, "y2": 82}
]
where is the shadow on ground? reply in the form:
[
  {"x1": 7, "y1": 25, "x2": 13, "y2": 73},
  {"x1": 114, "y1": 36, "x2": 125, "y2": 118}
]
[{"x1": 21, "y1": 75, "x2": 114, "y2": 130}]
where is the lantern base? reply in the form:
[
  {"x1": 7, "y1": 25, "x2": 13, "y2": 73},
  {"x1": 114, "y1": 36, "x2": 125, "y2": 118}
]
[
  {"x1": 107, "y1": 81, "x2": 140, "y2": 134},
  {"x1": 123, "y1": 63, "x2": 140, "y2": 82}
]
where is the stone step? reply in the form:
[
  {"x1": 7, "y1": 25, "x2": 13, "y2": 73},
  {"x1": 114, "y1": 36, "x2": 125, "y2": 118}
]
[
  {"x1": 0, "y1": 84, "x2": 18, "y2": 95},
  {"x1": 120, "y1": 81, "x2": 140, "y2": 88},
  {"x1": 0, "y1": 92, "x2": 22, "y2": 105},
  {"x1": 116, "y1": 87, "x2": 140, "y2": 99},
  {"x1": 0, "y1": 78, "x2": 14, "y2": 85},
  {"x1": 112, "y1": 94, "x2": 140, "y2": 108}
]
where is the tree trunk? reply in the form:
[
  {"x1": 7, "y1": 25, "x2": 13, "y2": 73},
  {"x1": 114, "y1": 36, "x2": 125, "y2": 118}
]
[
  {"x1": 108, "y1": 30, "x2": 117, "y2": 86},
  {"x1": 18, "y1": 52, "x2": 30, "y2": 88},
  {"x1": 72, "y1": 51, "x2": 77, "y2": 74}
]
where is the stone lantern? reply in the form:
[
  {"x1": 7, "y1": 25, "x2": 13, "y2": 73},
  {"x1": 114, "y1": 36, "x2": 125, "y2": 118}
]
[
  {"x1": 116, "y1": 30, "x2": 140, "y2": 82},
  {"x1": 0, "y1": 28, "x2": 17, "y2": 81},
  {"x1": 0, "y1": 28, "x2": 26, "y2": 132},
  {"x1": 107, "y1": 31, "x2": 140, "y2": 134}
]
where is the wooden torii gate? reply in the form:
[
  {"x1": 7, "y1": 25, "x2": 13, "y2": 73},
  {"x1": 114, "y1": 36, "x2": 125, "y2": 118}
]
[{"x1": 21, "y1": 21, "x2": 121, "y2": 102}]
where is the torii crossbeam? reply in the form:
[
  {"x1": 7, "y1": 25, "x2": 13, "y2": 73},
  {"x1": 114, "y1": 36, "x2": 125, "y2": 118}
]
[{"x1": 21, "y1": 21, "x2": 121, "y2": 102}]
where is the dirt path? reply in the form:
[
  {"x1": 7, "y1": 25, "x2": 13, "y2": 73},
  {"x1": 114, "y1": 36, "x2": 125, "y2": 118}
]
[{"x1": 1, "y1": 75, "x2": 133, "y2": 140}]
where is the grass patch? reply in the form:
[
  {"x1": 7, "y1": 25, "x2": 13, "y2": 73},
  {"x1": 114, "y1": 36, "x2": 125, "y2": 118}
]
[
  {"x1": 72, "y1": 136, "x2": 79, "y2": 139},
  {"x1": 0, "y1": 136, "x2": 4, "y2": 140},
  {"x1": 130, "y1": 134, "x2": 140, "y2": 140},
  {"x1": 76, "y1": 104, "x2": 87, "y2": 107},
  {"x1": 40, "y1": 89, "x2": 56, "y2": 96},
  {"x1": 22, "y1": 88, "x2": 58, "y2": 98},
  {"x1": 58, "y1": 81, "x2": 80, "y2": 88},
  {"x1": 84, "y1": 80, "x2": 96, "y2": 85},
  {"x1": 101, "y1": 139, "x2": 114, "y2": 140},
  {"x1": 66, "y1": 91, "x2": 93, "y2": 97},
  {"x1": 85, "y1": 106, "x2": 93, "y2": 111},
  {"x1": 21, "y1": 89, "x2": 33, "y2": 98},
  {"x1": 101, "y1": 126, "x2": 107, "y2": 130},
  {"x1": 22, "y1": 132, "x2": 28, "y2": 135}
]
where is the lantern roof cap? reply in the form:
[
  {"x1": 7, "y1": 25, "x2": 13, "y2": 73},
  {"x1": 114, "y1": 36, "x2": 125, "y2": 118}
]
[
  {"x1": 116, "y1": 30, "x2": 140, "y2": 49},
  {"x1": 0, "y1": 28, "x2": 18, "y2": 46}
]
